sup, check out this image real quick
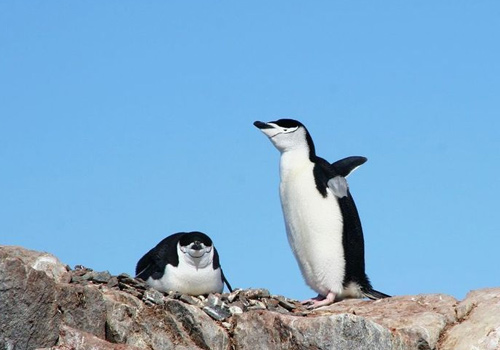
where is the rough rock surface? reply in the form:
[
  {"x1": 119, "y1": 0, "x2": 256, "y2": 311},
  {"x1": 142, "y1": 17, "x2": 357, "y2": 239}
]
[
  {"x1": 0, "y1": 245, "x2": 499, "y2": 350},
  {"x1": 439, "y1": 288, "x2": 500, "y2": 350}
]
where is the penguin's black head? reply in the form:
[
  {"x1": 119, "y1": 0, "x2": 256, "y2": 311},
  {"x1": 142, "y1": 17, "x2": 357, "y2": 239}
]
[
  {"x1": 253, "y1": 119, "x2": 315, "y2": 157},
  {"x1": 179, "y1": 231, "x2": 213, "y2": 259},
  {"x1": 254, "y1": 119, "x2": 304, "y2": 132}
]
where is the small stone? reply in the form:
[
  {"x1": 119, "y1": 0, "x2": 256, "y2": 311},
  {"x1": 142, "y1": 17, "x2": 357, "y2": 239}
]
[
  {"x1": 143, "y1": 289, "x2": 164, "y2": 306},
  {"x1": 243, "y1": 288, "x2": 270, "y2": 299},
  {"x1": 167, "y1": 291, "x2": 182, "y2": 300},
  {"x1": 118, "y1": 283, "x2": 143, "y2": 298},
  {"x1": 82, "y1": 272, "x2": 94, "y2": 281},
  {"x1": 239, "y1": 296, "x2": 250, "y2": 308},
  {"x1": 117, "y1": 274, "x2": 147, "y2": 290},
  {"x1": 180, "y1": 294, "x2": 203, "y2": 307},
  {"x1": 70, "y1": 272, "x2": 92, "y2": 283},
  {"x1": 206, "y1": 294, "x2": 221, "y2": 307},
  {"x1": 227, "y1": 300, "x2": 246, "y2": 313},
  {"x1": 229, "y1": 305, "x2": 243, "y2": 315},
  {"x1": 201, "y1": 293, "x2": 232, "y2": 320},
  {"x1": 226, "y1": 289, "x2": 242, "y2": 303},
  {"x1": 264, "y1": 298, "x2": 279, "y2": 309},
  {"x1": 203, "y1": 305, "x2": 231, "y2": 321},
  {"x1": 278, "y1": 298, "x2": 297, "y2": 311},
  {"x1": 248, "y1": 300, "x2": 266, "y2": 310},
  {"x1": 91, "y1": 271, "x2": 112, "y2": 284},
  {"x1": 107, "y1": 276, "x2": 119, "y2": 288},
  {"x1": 74, "y1": 265, "x2": 91, "y2": 271},
  {"x1": 272, "y1": 295, "x2": 300, "y2": 311}
]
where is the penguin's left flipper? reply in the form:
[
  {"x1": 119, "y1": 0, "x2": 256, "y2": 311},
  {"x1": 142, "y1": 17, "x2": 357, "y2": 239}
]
[
  {"x1": 331, "y1": 156, "x2": 367, "y2": 177},
  {"x1": 328, "y1": 176, "x2": 348, "y2": 198}
]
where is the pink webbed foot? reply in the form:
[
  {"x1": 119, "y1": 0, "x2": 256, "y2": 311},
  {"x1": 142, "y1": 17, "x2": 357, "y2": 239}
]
[{"x1": 301, "y1": 292, "x2": 336, "y2": 309}]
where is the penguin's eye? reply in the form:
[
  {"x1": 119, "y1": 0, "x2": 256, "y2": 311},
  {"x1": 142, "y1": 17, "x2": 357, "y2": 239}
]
[{"x1": 282, "y1": 126, "x2": 299, "y2": 133}]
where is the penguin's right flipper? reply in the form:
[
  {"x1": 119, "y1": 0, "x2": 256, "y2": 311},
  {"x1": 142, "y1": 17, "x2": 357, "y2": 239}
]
[
  {"x1": 331, "y1": 156, "x2": 367, "y2": 177},
  {"x1": 362, "y1": 288, "x2": 391, "y2": 300}
]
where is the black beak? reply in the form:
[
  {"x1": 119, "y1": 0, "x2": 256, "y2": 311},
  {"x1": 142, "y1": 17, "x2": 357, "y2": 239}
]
[
  {"x1": 192, "y1": 241, "x2": 202, "y2": 250},
  {"x1": 253, "y1": 121, "x2": 273, "y2": 129}
]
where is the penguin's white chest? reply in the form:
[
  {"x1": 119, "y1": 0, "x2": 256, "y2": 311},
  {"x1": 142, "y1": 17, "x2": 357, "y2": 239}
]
[
  {"x1": 147, "y1": 262, "x2": 223, "y2": 295},
  {"x1": 279, "y1": 161, "x2": 345, "y2": 296}
]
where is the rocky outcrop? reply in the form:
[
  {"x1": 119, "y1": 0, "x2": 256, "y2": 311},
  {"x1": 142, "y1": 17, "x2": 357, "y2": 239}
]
[{"x1": 0, "y1": 245, "x2": 499, "y2": 350}]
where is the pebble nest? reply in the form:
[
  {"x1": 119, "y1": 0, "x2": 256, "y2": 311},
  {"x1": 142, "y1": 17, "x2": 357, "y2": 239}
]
[{"x1": 69, "y1": 265, "x2": 310, "y2": 322}]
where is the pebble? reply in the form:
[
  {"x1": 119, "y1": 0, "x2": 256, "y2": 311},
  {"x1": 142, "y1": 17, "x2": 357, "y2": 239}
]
[
  {"x1": 107, "y1": 276, "x2": 119, "y2": 288},
  {"x1": 91, "y1": 271, "x2": 112, "y2": 284},
  {"x1": 74, "y1": 265, "x2": 90, "y2": 271},
  {"x1": 242, "y1": 288, "x2": 270, "y2": 299},
  {"x1": 226, "y1": 289, "x2": 242, "y2": 303},
  {"x1": 248, "y1": 300, "x2": 266, "y2": 310},
  {"x1": 277, "y1": 298, "x2": 297, "y2": 311},
  {"x1": 118, "y1": 283, "x2": 143, "y2": 298},
  {"x1": 239, "y1": 296, "x2": 251, "y2": 308},
  {"x1": 203, "y1": 305, "x2": 232, "y2": 321},
  {"x1": 180, "y1": 294, "x2": 204, "y2": 308},
  {"x1": 229, "y1": 305, "x2": 243, "y2": 315},
  {"x1": 143, "y1": 289, "x2": 164, "y2": 306},
  {"x1": 68, "y1": 267, "x2": 303, "y2": 320}
]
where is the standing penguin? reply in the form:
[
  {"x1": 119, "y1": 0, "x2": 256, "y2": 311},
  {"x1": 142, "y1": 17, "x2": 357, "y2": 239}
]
[
  {"x1": 135, "y1": 231, "x2": 232, "y2": 295},
  {"x1": 254, "y1": 119, "x2": 389, "y2": 307}
]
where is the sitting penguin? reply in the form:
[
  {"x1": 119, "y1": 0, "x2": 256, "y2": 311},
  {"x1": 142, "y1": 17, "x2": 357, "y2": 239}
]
[{"x1": 135, "y1": 231, "x2": 232, "y2": 295}]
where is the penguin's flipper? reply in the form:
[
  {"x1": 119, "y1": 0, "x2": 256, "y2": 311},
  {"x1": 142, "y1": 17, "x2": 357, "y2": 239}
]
[
  {"x1": 135, "y1": 233, "x2": 185, "y2": 280},
  {"x1": 135, "y1": 253, "x2": 156, "y2": 280},
  {"x1": 328, "y1": 176, "x2": 348, "y2": 198},
  {"x1": 362, "y1": 288, "x2": 391, "y2": 300},
  {"x1": 331, "y1": 156, "x2": 367, "y2": 177}
]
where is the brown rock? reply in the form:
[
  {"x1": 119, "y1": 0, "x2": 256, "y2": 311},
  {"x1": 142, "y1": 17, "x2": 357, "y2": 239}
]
[
  {"x1": 0, "y1": 250, "x2": 61, "y2": 350},
  {"x1": 3, "y1": 245, "x2": 500, "y2": 350},
  {"x1": 103, "y1": 288, "x2": 231, "y2": 350},
  {"x1": 440, "y1": 288, "x2": 500, "y2": 350},
  {"x1": 37, "y1": 324, "x2": 143, "y2": 350},
  {"x1": 0, "y1": 245, "x2": 69, "y2": 283},
  {"x1": 232, "y1": 310, "x2": 408, "y2": 350},
  {"x1": 56, "y1": 283, "x2": 107, "y2": 338},
  {"x1": 317, "y1": 294, "x2": 458, "y2": 349}
]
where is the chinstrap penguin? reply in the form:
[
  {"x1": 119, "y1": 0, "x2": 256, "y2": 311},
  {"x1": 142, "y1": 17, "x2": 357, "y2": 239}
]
[
  {"x1": 254, "y1": 119, "x2": 389, "y2": 307},
  {"x1": 135, "y1": 231, "x2": 233, "y2": 295}
]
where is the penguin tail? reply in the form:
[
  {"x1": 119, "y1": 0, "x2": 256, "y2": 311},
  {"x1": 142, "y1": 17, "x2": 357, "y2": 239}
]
[
  {"x1": 363, "y1": 288, "x2": 391, "y2": 300},
  {"x1": 222, "y1": 270, "x2": 233, "y2": 293}
]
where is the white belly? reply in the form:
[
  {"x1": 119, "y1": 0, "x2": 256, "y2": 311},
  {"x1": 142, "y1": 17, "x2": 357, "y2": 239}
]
[
  {"x1": 280, "y1": 162, "x2": 345, "y2": 296},
  {"x1": 147, "y1": 264, "x2": 223, "y2": 295}
]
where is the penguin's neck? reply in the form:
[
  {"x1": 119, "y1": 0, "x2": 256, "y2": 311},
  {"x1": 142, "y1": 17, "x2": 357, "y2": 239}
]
[{"x1": 279, "y1": 146, "x2": 313, "y2": 180}]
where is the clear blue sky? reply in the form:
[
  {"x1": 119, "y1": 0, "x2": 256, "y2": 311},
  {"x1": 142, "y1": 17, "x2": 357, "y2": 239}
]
[{"x1": 1, "y1": 2, "x2": 499, "y2": 301}]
